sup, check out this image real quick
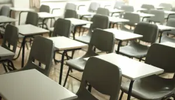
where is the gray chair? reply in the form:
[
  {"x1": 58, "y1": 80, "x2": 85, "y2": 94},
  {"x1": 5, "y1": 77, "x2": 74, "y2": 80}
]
[
  {"x1": 0, "y1": 6, "x2": 10, "y2": 16},
  {"x1": 120, "y1": 43, "x2": 175, "y2": 100},
  {"x1": 65, "y1": 3, "x2": 77, "y2": 11},
  {"x1": 64, "y1": 9, "x2": 78, "y2": 18},
  {"x1": 121, "y1": 5, "x2": 134, "y2": 13},
  {"x1": 161, "y1": 18, "x2": 175, "y2": 43},
  {"x1": 74, "y1": 57, "x2": 122, "y2": 100},
  {"x1": 119, "y1": 22, "x2": 158, "y2": 61},
  {"x1": 141, "y1": 4, "x2": 155, "y2": 13},
  {"x1": 148, "y1": 9, "x2": 165, "y2": 24},
  {"x1": 1, "y1": 25, "x2": 18, "y2": 72},
  {"x1": 38, "y1": 5, "x2": 50, "y2": 29},
  {"x1": 63, "y1": 29, "x2": 115, "y2": 86},
  {"x1": 114, "y1": 1, "x2": 125, "y2": 9},
  {"x1": 76, "y1": 14, "x2": 109, "y2": 44},
  {"x1": 167, "y1": 8, "x2": 175, "y2": 20},
  {"x1": 96, "y1": 7, "x2": 110, "y2": 16},
  {"x1": 21, "y1": 36, "x2": 54, "y2": 76},
  {"x1": 52, "y1": 18, "x2": 71, "y2": 37},
  {"x1": 121, "y1": 12, "x2": 140, "y2": 32},
  {"x1": 26, "y1": 11, "x2": 39, "y2": 26},
  {"x1": 159, "y1": 3, "x2": 173, "y2": 11}
]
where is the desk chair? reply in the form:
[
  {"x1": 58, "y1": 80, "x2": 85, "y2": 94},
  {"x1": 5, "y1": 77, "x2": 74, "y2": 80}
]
[
  {"x1": 161, "y1": 18, "x2": 175, "y2": 43},
  {"x1": 119, "y1": 22, "x2": 158, "y2": 61},
  {"x1": 121, "y1": 5, "x2": 134, "y2": 13},
  {"x1": 1, "y1": 25, "x2": 18, "y2": 72},
  {"x1": 74, "y1": 57, "x2": 122, "y2": 100},
  {"x1": 65, "y1": 3, "x2": 77, "y2": 11},
  {"x1": 121, "y1": 12, "x2": 140, "y2": 32},
  {"x1": 159, "y1": 3, "x2": 173, "y2": 11},
  {"x1": 20, "y1": 36, "x2": 54, "y2": 76},
  {"x1": 14, "y1": 12, "x2": 39, "y2": 60},
  {"x1": 64, "y1": 9, "x2": 78, "y2": 18},
  {"x1": 148, "y1": 9, "x2": 165, "y2": 25},
  {"x1": 0, "y1": 6, "x2": 10, "y2": 16},
  {"x1": 38, "y1": 5, "x2": 50, "y2": 29},
  {"x1": 96, "y1": 8, "x2": 110, "y2": 16},
  {"x1": 120, "y1": 43, "x2": 175, "y2": 100},
  {"x1": 76, "y1": 14, "x2": 109, "y2": 44},
  {"x1": 114, "y1": 1, "x2": 125, "y2": 9},
  {"x1": 141, "y1": 4, "x2": 155, "y2": 13},
  {"x1": 78, "y1": 2, "x2": 100, "y2": 12},
  {"x1": 63, "y1": 29, "x2": 115, "y2": 87}
]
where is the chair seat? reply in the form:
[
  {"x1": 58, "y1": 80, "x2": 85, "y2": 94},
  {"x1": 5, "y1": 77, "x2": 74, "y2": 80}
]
[
  {"x1": 66, "y1": 58, "x2": 86, "y2": 71},
  {"x1": 161, "y1": 35, "x2": 175, "y2": 43},
  {"x1": 67, "y1": 52, "x2": 98, "y2": 71},
  {"x1": 121, "y1": 75, "x2": 175, "y2": 100},
  {"x1": 76, "y1": 35, "x2": 91, "y2": 44},
  {"x1": 119, "y1": 42, "x2": 149, "y2": 58}
]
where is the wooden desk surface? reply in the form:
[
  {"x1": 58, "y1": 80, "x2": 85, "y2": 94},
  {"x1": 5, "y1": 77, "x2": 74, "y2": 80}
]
[{"x1": 0, "y1": 69, "x2": 77, "y2": 100}]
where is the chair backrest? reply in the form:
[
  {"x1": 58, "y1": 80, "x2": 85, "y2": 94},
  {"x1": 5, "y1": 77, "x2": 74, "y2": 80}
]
[
  {"x1": 88, "y1": 2, "x2": 100, "y2": 12},
  {"x1": 53, "y1": 18, "x2": 71, "y2": 37},
  {"x1": 65, "y1": 3, "x2": 76, "y2": 11},
  {"x1": 25, "y1": 36, "x2": 54, "y2": 76},
  {"x1": 0, "y1": 6, "x2": 10, "y2": 16},
  {"x1": 134, "y1": 22, "x2": 158, "y2": 43},
  {"x1": 159, "y1": 3, "x2": 172, "y2": 11},
  {"x1": 148, "y1": 9, "x2": 165, "y2": 24},
  {"x1": 64, "y1": 9, "x2": 78, "y2": 18},
  {"x1": 96, "y1": 8, "x2": 110, "y2": 16},
  {"x1": 25, "y1": 11, "x2": 39, "y2": 26},
  {"x1": 121, "y1": 5, "x2": 134, "y2": 13},
  {"x1": 39, "y1": 5, "x2": 50, "y2": 13},
  {"x1": 87, "y1": 29, "x2": 115, "y2": 54},
  {"x1": 141, "y1": 4, "x2": 154, "y2": 13},
  {"x1": 114, "y1": 1, "x2": 125, "y2": 9},
  {"x1": 145, "y1": 43, "x2": 175, "y2": 73},
  {"x1": 2, "y1": 25, "x2": 19, "y2": 56},
  {"x1": 77, "y1": 57, "x2": 122, "y2": 100},
  {"x1": 123, "y1": 12, "x2": 140, "y2": 25},
  {"x1": 167, "y1": 18, "x2": 175, "y2": 27},
  {"x1": 89, "y1": 14, "x2": 109, "y2": 35}
]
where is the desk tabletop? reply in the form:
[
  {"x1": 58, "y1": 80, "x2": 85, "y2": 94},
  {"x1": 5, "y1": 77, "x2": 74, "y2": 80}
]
[
  {"x1": 157, "y1": 24, "x2": 175, "y2": 31},
  {"x1": 38, "y1": 12, "x2": 60, "y2": 18},
  {"x1": 17, "y1": 24, "x2": 49, "y2": 36},
  {"x1": 109, "y1": 9, "x2": 124, "y2": 13},
  {"x1": 96, "y1": 53, "x2": 164, "y2": 80},
  {"x1": 0, "y1": 69, "x2": 77, "y2": 100},
  {"x1": 160, "y1": 42, "x2": 175, "y2": 48},
  {"x1": 133, "y1": 12, "x2": 154, "y2": 17},
  {"x1": 104, "y1": 29, "x2": 142, "y2": 41},
  {"x1": 0, "y1": 46, "x2": 14, "y2": 57},
  {"x1": 0, "y1": 16, "x2": 17, "y2": 23},
  {"x1": 109, "y1": 17, "x2": 129, "y2": 23},
  {"x1": 77, "y1": 11, "x2": 95, "y2": 16},
  {"x1": 10, "y1": 7, "x2": 33, "y2": 11},
  {"x1": 163, "y1": 10, "x2": 175, "y2": 15},
  {"x1": 49, "y1": 36, "x2": 88, "y2": 51},
  {"x1": 65, "y1": 18, "x2": 92, "y2": 26}
]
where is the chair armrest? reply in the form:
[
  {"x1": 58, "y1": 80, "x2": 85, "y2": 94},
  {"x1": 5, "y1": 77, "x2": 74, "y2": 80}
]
[{"x1": 78, "y1": 5, "x2": 86, "y2": 10}]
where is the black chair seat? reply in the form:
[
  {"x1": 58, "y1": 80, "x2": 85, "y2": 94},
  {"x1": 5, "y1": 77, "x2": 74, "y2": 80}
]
[
  {"x1": 121, "y1": 75, "x2": 175, "y2": 100},
  {"x1": 161, "y1": 35, "x2": 175, "y2": 43},
  {"x1": 76, "y1": 35, "x2": 91, "y2": 44},
  {"x1": 119, "y1": 41, "x2": 149, "y2": 58}
]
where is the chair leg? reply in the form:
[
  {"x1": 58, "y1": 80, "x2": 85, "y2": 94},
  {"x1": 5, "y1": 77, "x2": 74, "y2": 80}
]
[
  {"x1": 2, "y1": 63, "x2": 8, "y2": 72},
  {"x1": 8, "y1": 60, "x2": 16, "y2": 71},
  {"x1": 139, "y1": 58, "x2": 142, "y2": 62},
  {"x1": 88, "y1": 85, "x2": 92, "y2": 92},
  {"x1": 63, "y1": 68, "x2": 71, "y2": 87},
  {"x1": 119, "y1": 91, "x2": 124, "y2": 100}
]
